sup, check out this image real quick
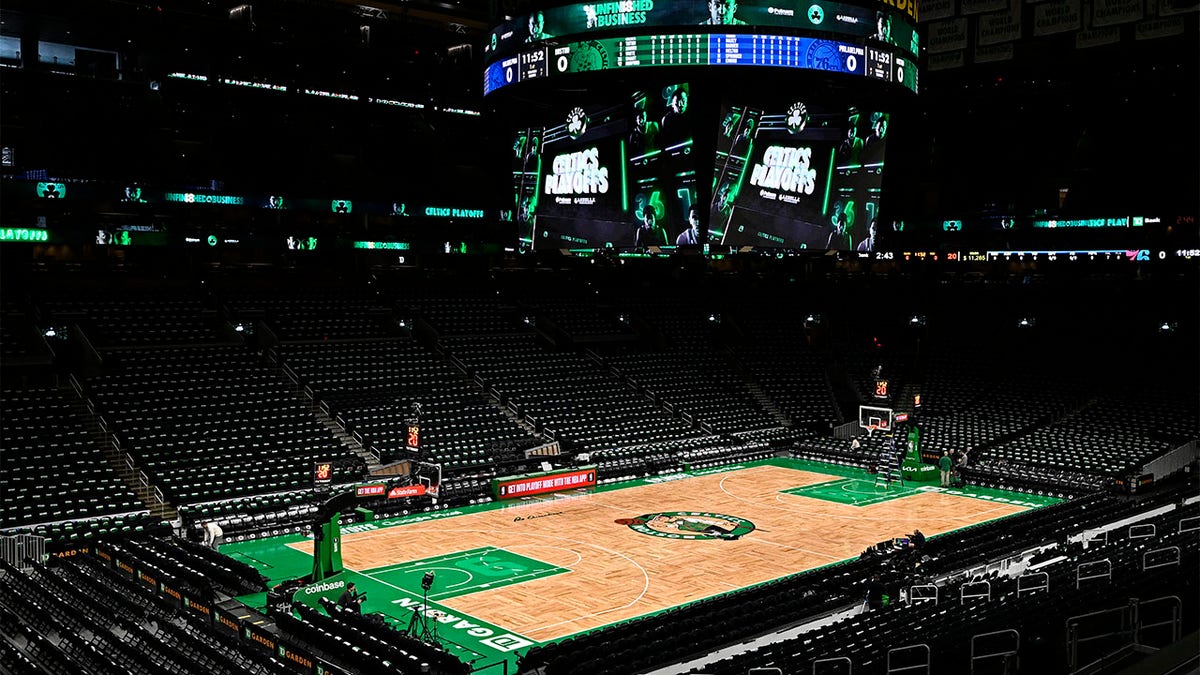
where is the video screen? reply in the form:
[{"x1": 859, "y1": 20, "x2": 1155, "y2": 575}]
[
  {"x1": 711, "y1": 98, "x2": 888, "y2": 250},
  {"x1": 515, "y1": 83, "x2": 700, "y2": 250},
  {"x1": 486, "y1": 0, "x2": 918, "y2": 60}
]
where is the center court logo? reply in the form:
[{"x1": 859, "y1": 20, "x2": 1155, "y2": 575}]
[{"x1": 617, "y1": 512, "x2": 755, "y2": 540}]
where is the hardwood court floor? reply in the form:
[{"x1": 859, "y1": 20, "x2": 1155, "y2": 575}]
[{"x1": 299, "y1": 464, "x2": 1028, "y2": 641}]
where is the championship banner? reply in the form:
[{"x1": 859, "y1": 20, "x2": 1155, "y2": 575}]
[
  {"x1": 494, "y1": 466, "x2": 597, "y2": 499},
  {"x1": 920, "y1": 0, "x2": 957, "y2": 22},
  {"x1": 929, "y1": 50, "x2": 967, "y2": 69},
  {"x1": 975, "y1": 42, "x2": 1015, "y2": 62},
  {"x1": 977, "y1": 8, "x2": 1023, "y2": 44},
  {"x1": 1075, "y1": 25, "x2": 1122, "y2": 46},
  {"x1": 960, "y1": 0, "x2": 1009, "y2": 15},
  {"x1": 928, "y1": 18, "x2": 969, "y2": 52},
  {"x1": 1157, "y1": 0, "x2": 1198, "y2": 16},
  {"x1": 1135, "y1": 16, "x2": 1184, "y2": 36},
  {"x1": 1092, "y1": 0, "x2": 1144, "y2": 25},
  {"x1": 1034, "y1": 0, "x2": 1082, "y2": 34}
]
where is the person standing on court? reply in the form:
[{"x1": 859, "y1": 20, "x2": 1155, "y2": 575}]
[
  {"x1": 939, "y1": 451, "x2": 953, "y2": 487},
  {"x1": 202, "y1": 521, "x2": 223, "y2": 550}
]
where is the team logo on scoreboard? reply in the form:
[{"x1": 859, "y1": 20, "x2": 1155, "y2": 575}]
[
  {"x1": 566, "y1": 107, "x2": 589, "y2": 138},
  {"x1": 617, "y1": 512, "x2": 755, "y2": 540},
  {"x1": 786, "y1": 102, "x2": 809, "y2": 134}
]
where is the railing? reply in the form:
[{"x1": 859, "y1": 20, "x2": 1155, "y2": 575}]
[
  {"x1": 1076, "y1": 559, "x2": 1111, "y2": 588},
  {"x1": 470, "y1": 660, "x2": 508, "y2": 674},
  {"x1": 0, "y1": 534, "x2": 46, "y2": 570},
  {"x1": 1179, "y1": 516, "x2": 1199, "y2": 534},
  {"x1": 1067, "y1": 604, "x2": 1136, "y2": 673},
  {"x1": 1016, "y1": 571, "x2": 1049, "y2": 597},
  {"x1": 908, "y1": 584, "x2": 939, "y2": 605},
  {"x1": 1142, "y1": 546, "x2": 1179, "y2": 571},
  {"x1": 526, "y1": 441, "x2": 561, "y2": 457},
  {"x1": 1136, "y1": 595, "x2": 1182, "y2": 646},
  {"x1": 832, "y1": 421, "x2": 860, "y2": 440},
  {"x1": 970, "y1": 629, "x2": 1019, "y2": 675},
  {"x1": 886, "y1": 644, "x2": 930, "y2": 675},
  {"x1": 1128, "y1": 523, "x2": 1156, "y2": 540},
  {"x1": 961, "y1": 580, "x2": 992, "y2": 604},
  {"x1": 813, "y1": 656, "x2": 852, "y2": 674},
  {"x1": 1083, "y1": 529, "x2": 1108, "y2": 548}
]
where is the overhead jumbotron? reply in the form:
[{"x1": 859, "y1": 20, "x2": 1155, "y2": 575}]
[{"x1": 484, "y1": 0, "x2": 919, "y2": 253}]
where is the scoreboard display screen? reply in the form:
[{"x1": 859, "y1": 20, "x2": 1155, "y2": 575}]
[
  {"x1": 485, "y1": 32, "x2": 916, "y2": 96},
  {"x1": 712, "y1": 97, "x2": 888, "y2": 249},
  {"x1": 515, "y1": 83, "x2": 699, "y2": 250},
  {"x1": 486, "y1": 0, "x2": 919, "y2": 61}
]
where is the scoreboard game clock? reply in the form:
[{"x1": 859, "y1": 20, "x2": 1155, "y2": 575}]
[
  {"x1": 874, "y1": 379, "x2": 890, "y2": 399},
  {"x1": 313, "y1": 461, "x2": 333, "y2": 486}
]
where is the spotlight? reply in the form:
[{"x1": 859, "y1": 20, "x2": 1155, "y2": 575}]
[
  {"x1": 1158, "y1": 321, "x2": 1177, "y2": 333},
  {"x1": 803, "y1": 313, "x2": 822, "y2": 328},
  {"x1": 43, "y1": 328, "x2": 56, "y2": 338},
  {"x1": 909, "y1": 315, "x2": 926, "y2": 327},
  {"x1": 235, "y1": 323, "x2": 245, "y2": 333},
  {"x1": 1017, "y1": 317, "x2": 1036, "y2": 329}
]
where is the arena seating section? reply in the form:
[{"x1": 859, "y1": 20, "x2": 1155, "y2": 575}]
[{"x1": 1, "y1": 267, "x2": 1196, "y2": 675}]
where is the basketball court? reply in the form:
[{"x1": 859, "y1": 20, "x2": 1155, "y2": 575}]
[{"x1": 225, "y1": 457, "x2": 1058, "y2": 671}]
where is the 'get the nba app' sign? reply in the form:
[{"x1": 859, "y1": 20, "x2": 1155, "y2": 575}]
[{"x1": 494, "y1": 466, "x2": 596, "y2": 499}]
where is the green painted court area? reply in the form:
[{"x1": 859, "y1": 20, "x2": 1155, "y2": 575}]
[
  {"x1": 782, "y1": 476, "x2": 1062, "y2": 509},
  {"x1": 361, "y1": 546, "x2": 568, "y2": 601},
  {"x1": 223, "y1": 457, "x2": 1061, "y2": 672},
  {"x1": 784, "y1": 477, "x2": 925, "y2": 506}
]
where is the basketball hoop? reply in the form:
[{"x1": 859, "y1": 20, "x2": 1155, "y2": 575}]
[{"x1": 867, "y1": 424, "x2": 878, "y2": 436}]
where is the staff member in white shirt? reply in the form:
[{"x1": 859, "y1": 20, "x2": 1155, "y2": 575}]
[{"x1": 203, "y1": 521, "x2": 224, "y2": 550}]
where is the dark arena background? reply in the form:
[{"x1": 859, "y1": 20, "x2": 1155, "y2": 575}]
[{"x1": 1, "y1": 1, "x2": 1198, "y2": 674}]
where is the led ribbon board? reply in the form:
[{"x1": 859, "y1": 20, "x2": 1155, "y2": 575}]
[
  {"x1": 486, "y1": 0, "x2": 919, "y2": 60},
  {"x1": 485, "y1": 33, "x2": 916, "y2": 95}
]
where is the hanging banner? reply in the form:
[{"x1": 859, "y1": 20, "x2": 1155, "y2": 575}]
[
  {"x1": 978, "y1": 8, "x2": 1023, "y2": 43},
  {"x1": 1034, "y1": 0, "x2": 1082, "y2": 33},
  {"x1": 975, "y1": 42, "x2": 1016, "y2": 61},
  {"x1": 1135, "y1": 15, "x2": 1184, "y2": 35},
  {"x1": 920, "y1": 0, "x2": 957, "y2": 21},
  {"x1": 1075, "y1": 25, "x2": 1122, "y2": 46},
  {"x1": 961, "y1": 0, "x2": 1009, "y2": 14},
  {"x1": 1093, "y1": 0, "x2": 1143, "y2": 25},
  {"x1": 1157, "y1": 0, "x2": 1198, "y2": 15},
  {"x1": 928, "y1": 18, "x2": 970, "y2": 51},
  {"x1": 929, "y1": 50, "x2": 967, "y2": 69}
]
